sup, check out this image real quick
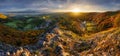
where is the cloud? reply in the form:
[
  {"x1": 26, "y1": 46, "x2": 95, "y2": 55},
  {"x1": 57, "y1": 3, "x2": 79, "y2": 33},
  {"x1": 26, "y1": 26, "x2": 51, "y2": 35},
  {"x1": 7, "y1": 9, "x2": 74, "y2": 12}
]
[{"x1": 0, "y1": 0, "x2": 120, "y2": 12}]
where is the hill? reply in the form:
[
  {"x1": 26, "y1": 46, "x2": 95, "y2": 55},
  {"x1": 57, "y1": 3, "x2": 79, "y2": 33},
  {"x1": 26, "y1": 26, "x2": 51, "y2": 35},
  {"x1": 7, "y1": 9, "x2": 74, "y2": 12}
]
[
  {"x1": 80, "y1": 28, "x2": 120, "y2": 56},
  {"x1": 0, "y1": 10, "x2": 120, "y2": 56}
]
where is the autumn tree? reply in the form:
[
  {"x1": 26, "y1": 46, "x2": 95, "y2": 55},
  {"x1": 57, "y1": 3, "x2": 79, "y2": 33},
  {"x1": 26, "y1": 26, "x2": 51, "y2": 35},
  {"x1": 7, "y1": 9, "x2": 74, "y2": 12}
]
[{"x1": 0, "y1": 13, "x2": 7, "y2": 19}]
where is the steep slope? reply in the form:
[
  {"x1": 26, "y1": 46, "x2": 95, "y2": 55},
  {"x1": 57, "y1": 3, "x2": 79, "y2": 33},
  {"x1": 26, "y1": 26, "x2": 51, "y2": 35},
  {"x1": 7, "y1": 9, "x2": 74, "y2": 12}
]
[
  {"x1": 80, "y1": 28, "x2": 120, "y2": 56},
  {"x1": 0, "y1": 24, "x2": 44, "y2": 46}
]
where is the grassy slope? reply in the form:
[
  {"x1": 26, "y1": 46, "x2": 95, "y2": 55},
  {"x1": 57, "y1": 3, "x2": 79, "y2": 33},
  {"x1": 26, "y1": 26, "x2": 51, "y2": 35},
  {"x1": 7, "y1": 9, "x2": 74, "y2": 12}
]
[{"x1": 0, "y1": 24, "x2": 44, "y2": 46}]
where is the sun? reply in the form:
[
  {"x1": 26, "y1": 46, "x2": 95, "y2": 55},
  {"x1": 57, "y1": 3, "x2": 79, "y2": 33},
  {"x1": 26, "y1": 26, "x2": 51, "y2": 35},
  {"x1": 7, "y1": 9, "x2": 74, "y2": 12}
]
[{"x1": 71, "y1": 8, "x2": 81, "y2": 13}]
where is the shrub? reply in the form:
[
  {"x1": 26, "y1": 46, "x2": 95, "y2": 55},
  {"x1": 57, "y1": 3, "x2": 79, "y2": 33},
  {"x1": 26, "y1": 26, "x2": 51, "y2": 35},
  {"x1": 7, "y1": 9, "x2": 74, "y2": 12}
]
[{"x1": 114, "y1": 14, "x2": 120, "y2": 27}]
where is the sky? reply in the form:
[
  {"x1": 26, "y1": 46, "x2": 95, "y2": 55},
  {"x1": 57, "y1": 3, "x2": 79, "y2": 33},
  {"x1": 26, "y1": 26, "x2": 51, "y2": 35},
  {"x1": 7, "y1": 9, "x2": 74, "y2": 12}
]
[{"x1": 0, "y1": 0, "x2": 120, "y2": 12}]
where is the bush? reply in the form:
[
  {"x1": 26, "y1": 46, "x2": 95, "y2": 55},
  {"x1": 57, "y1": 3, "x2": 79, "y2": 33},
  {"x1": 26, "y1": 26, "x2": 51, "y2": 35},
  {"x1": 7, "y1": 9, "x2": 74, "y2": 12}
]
[{"x1": 114, "y1": 14, "x2": 120, "y2": 27}]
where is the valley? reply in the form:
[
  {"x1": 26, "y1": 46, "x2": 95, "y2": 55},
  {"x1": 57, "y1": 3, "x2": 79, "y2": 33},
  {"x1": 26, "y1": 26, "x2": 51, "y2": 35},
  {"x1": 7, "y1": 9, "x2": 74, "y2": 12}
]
[{"x1": 0, "y1": 10, "x2": 120, "y2": 56}]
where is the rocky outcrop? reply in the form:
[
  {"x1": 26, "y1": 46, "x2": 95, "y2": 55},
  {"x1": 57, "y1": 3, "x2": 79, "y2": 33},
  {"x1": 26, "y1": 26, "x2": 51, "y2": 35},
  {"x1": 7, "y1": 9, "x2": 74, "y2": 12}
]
[
  {"x1": 8, "y1": 47, "x2": 31, "y2": 56},
  {"x1": 1, "y1": 26, "x2": 120, "y2": 56},
  {"x1": 36, "y1": 27, "x2": 70, "y2": 56}
]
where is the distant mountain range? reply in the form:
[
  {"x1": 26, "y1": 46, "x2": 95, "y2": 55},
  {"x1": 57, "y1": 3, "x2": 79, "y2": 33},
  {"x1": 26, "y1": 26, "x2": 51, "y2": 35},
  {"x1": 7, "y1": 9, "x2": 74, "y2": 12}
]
[{"x1": 5, "y1": 9, "x2": 52, "y2": 13}]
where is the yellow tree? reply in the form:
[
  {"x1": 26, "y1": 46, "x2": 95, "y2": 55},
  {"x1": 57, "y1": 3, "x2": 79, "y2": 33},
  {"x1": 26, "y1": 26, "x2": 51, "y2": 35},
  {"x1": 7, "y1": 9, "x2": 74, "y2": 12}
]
[{"x1": 0, "y1": 13, "x2": 7, "y2": 19}]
